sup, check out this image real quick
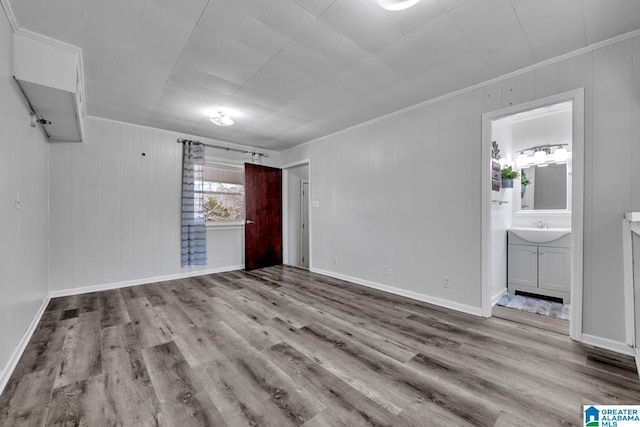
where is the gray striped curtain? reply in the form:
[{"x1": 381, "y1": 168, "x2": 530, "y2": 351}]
[{"x1": 181, "y1": 142, "x2": 207, "y2": 266}]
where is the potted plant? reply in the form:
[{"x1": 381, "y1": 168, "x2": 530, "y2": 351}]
[
  {"x1": 521, "y1": 172, "x2": 531, "y2": 197},
  {"x1": 501, "y1": 165, "x2": 519, "y2": 188}
]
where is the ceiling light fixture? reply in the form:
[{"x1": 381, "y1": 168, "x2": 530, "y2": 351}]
[
  {"x1": 376, "y1": 0, "x2": 422, "y2": 11},
  {"x1": 209, "y1": 111, "x2": 234, "y2": 127}
]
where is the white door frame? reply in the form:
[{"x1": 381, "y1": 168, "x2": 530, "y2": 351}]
[
  {"x1": 481, "y1": 88, "x2": 585, "y2": 341},
  {"x1": 282, "y1": 159, "x2": 312, "y2": 268},
  {"x1": 300, "y1": 179, "x2": 310, "y2": 268}
]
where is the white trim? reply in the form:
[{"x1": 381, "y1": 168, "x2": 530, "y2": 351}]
[
  {"x1": 636, "y1": 348, "x2": 640, "y2": 378},
  {"x1": 281, "y1": 159, "x2": 311, "y2": 170},
  {"x1": 569, "y1": 89, "x2": 585, "y2": 341},
  {"x1": 581, "y1": 334, "x2": 636, "y2": 357},
  {"x1": 622, "y1": 218, "x2": 635, "y2": 346},
  {"x1": 206, "y1": 222, "x2": 244, "y2": 231},
  {"x1": 623, "y1": 214, "x2": 640, "y2": 347},
  {"x1": 0, "y1": 0, "x2": 18, "y2": 31},
  {"x1": 0, "y1": 296, "x2": 50, "y2": 396},
  {"x1": 300, "y1": 179, "x2": 309, "y2": 269},
  {"x1": 491, "y1": 288, "x2": 508, "y2": 307},
  {"x1": 282, "y1": 168, "x2": 289, "y2": 265},
  {"x1": 280, "y1": 29, "x2": 640, "y2": 156},
  {"x1": 48, "y1": 265, "x2": 244, "y2": 298},
  {"x1": 312, "y1": 268, "x2": 483, "y2": 317},
  {"x1": 481, "y1": 88, "x2": 585, "y2": 343}
]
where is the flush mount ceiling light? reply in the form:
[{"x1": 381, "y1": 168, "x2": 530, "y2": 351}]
[
  {"x1": 209, "y1": 111, "x2": 234, "y2": 127},
  {"x1": 376, "y1": 0, "x2": 422, "y2": 11}
]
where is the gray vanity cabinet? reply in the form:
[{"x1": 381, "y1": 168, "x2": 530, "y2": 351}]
[{"x1": 507, "y1": 232, "x2": 571, "y2": 303}]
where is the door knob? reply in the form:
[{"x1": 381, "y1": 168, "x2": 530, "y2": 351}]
[{"x1": 246, "y1": 220, "x2": 254, "y2": 224}]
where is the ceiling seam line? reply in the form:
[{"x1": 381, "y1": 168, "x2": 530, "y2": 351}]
[{"x1": 509, "y1": 0, "x2": 538, "y2": 63}]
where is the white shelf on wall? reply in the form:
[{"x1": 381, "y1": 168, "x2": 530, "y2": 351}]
[
  {"x1": 625, "y1": 212, "x2": 640, "y2": 222},
  {"x1": 12, "y1": 30, "x2": 84, "y2": 142}
]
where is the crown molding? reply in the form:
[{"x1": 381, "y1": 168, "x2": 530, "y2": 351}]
[{"x1": 0, "y1": 0, "x2": 18, "y2": 31}]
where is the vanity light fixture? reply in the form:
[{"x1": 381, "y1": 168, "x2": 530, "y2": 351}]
[
  {"x1": 209, "y1": 111, "x2": 234, "y2": 127},
  {"x1": 516, "y1": 144, "x2": 570, "y2": 168},
  {"x1": 376, "y1": 0, "x2": 422, "y2": 11}
]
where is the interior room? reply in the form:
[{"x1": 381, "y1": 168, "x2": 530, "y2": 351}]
[{"x1": 1, "y1": 0, "x2": 640, "y2": 425}]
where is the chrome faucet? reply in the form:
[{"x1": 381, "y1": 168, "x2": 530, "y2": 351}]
[{"x1": 532, "y1": 219, "x2": 550, "y2": 229}]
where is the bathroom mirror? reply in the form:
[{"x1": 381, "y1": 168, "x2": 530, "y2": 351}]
[{"x1": 520, "y1": 163, "x2": 568, "y2": 210}]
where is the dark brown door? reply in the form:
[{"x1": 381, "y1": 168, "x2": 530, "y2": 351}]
[{"x1": 244, "y1": 163, "x2": 282, "y2": 270}]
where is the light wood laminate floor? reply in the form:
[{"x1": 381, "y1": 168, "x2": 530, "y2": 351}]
[{"x1": 1, "y1": 266, "x2": 638, "y2": 426}]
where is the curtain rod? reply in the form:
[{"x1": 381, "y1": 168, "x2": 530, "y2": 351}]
[{"x1": 177, "y1": 138, "x2": 268, "y2": 158}]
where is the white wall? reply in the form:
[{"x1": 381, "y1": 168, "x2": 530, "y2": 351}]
[
  {"x1": 512, "y1": 109, "x2": 572, "y2": 151},
  {"x1": 48, "y1": 117, "x2": 278, "y2": 294},
  {"x1": 285, "y1": 165, "x2": 309, "y2": 267},
  {"x1": 280, "y1": 35, "x2": 640, "y2": 343},
  {"x1": 0, "y1": 14, "x2": 49, "y2": 374}
]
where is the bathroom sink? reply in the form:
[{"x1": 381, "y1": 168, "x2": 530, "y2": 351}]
[{"x1": 509, "y1": 227, "x2": 571, "y2": 243}]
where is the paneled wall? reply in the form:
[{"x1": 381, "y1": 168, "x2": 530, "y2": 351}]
[
  {"x1": 280, "y1": 36, "x2": 640, "y2": 343},
  {"x1": 48, "y1": 117, "x2": 278, "y2": 293},
  {"x1": 0, "y1": 15, "x2": 50, "y2": 374}
]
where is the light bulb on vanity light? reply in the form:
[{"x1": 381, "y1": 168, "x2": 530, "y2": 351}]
[
  {"x1": 516, "y1": 152, "x2": 529, "y2": 168},
  {"x1": 554, "y1": 147, "x2": 568, "y2": 162},
  {"x1": 533, "y1": 150, "x2": 546, "y2": 165}
]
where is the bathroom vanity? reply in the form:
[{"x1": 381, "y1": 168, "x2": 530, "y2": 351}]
[{"x1": 507, "y1": 229, "x2": 571, "y2": 303}]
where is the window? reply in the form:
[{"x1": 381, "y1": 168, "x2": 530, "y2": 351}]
[{"x1": 201, "y1": 164, "x2": 244, "y2": 222}]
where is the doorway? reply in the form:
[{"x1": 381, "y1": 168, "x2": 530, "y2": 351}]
[
  {"x1": 481, "y1": 89, "x2": 584, "y2": 340},
  {"x1": 244, "y1": 163, "x2": 283, "y2": 270},
  {"x1": 283, "y1": 161, "x2": 311, "y2": 269}
]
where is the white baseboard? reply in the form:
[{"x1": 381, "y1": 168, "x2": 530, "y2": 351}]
[
  {"x1": 491, "y1": 288, "x2": 508, "y2": 306},
  {"x1": 0, "y1": 295, "x2": 50, "y2": 396},
  {"x1": 581, "y1": 333, "x2": 636, "y2": 357},
  {"x1": 49, "y1": 265, "x2": 244, "y2": 298},
  {"x1": 636, "y1": 348, "x2": 640, "y2": 377},
  {"x1": 311, "y1": 268, "x2": 483, "y2": 317}
]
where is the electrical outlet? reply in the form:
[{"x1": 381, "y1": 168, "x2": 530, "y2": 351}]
[
  {"x1": 383, "y1": 266, "x2": 389, "y2": 275},
  {"x1": 443, "y1": 276, "x2": 450, "y2": 288},
  {"x1": 332, "y1": 256, "x2": 338, "y2": 265}
]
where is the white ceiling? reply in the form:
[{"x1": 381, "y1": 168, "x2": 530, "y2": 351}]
[{"x1": 8, "y1": 0, "x2": 640, "y2": 150}]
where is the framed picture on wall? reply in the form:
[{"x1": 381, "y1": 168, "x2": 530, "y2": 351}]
[{"x1": 491, "y1": 161, "x2": 501, "y2": 192}]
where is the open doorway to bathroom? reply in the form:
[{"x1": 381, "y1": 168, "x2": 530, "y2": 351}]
[
  {"x1": 481, "y1": 89, "x2": 584, "y2": 340},
  {"x1": 283, "y1": 161, "x2": 311, "y2": 269}
]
